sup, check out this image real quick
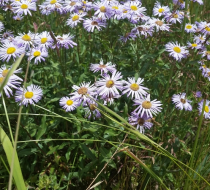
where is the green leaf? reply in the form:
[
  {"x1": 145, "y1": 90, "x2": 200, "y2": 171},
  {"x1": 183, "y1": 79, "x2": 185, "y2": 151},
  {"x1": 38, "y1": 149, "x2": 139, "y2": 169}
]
[
  {"x1": 80, "y1": 144, "x2": 96, "y2": 160},
  {"x1": 36, "y1": 116, "x2": 47, "y2": 139}
]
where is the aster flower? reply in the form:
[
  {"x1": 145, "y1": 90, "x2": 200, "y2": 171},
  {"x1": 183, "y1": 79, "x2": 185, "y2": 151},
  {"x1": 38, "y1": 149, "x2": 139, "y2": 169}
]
[
  {"x1": 0, "y1": 41, "x2": 25, "y2": 62},
  {"x1": 153, "y1": 1, "x2": 170, "y2": 17},
  {"x1": 83, "y1": 99, "x2": 101, "y2": 120},
  {"x1": 200, "y1": 49, "x2": 210, "y2": 60},
  {"x1": 131, "y1": 24, "x2": 154, "y2": 38},
  {"x1": 133, "y1": 94, "x2": 162, "y2": 117},
  {"x1": 96, "y1": 70, "x2": 123, "y2": 98},
  {"x1": 165, "y1": 11, "x2": 184, "y2": 24},
  {"x1": 90, "y1": 59, "x2": 116, "y2": 74},
  {"x1": 187, "y1": 42, "x2": 202, "y2": 50},
  {"x1": 110, "y1": 2, "x2": 124, "y2": 20},
  {"x1": 119, "y1": 32, "x2": 136, "y2": 43},
  {"x1": 125, "y1": 1, "x2": 146, "y2": 17},
  {"x1": 15, "y1": 31, "x2": 36, "y2": 49},
  {"x1": 15, "y1": 84, "x2": 43, "y2": 106},
  {"x1": 172, "y1": 93, "x2": 192, "y2": 111},
  {"x1": 198, "y1": 100, "x2": 210, "y2": 119},
  {"x1": 122, "y1": 77, "x2": 148, "y2": 99},
  {"x1": 70, "y1": 82, "x2": 97, "y2": 103},
  {"x1": 102, "y1": 94, "x2": 121, "y2": 105},
  {"x1": 185, "y1": 23, "x2": 197, "y2": 33},
  {"x1": 13, "y1": 14, "x2": 24, "y2": 21},
  {"x1": 13, "y1": 0, "x2": 37, "y2": 16},
  {"x1": 66, "y1": 13, "x2": 86, "y2": 28},
  {"x1": 196, "y1": 21, "x2": 210, "y2": 36},
  {"x1": 202, "y1": 68, "x2": 210, "y2": 81},
  {"x1": 192, "y1": 0, "x2": 203, "y2": 5},
  {"x1": 40, "y1": 0, "x2": 63, "y2": 13},
  {"x1": 0, "y1": 64, "x2": 22, "y2": 82},
  {"x1": 83, "y1": 17, "x2": 107, "y2": 32},
  {"x1": 59, "y1": 96, "x2": 80, "y2": 112},
  {"x1": 35, "y1": 31, "x2": 54, "y2": 49},
  {"x1": 194, "y1": 34, "x2": 206, "y2": 44},
  {"x1": 63, "y1": 0, "x2": 81, "y2": 13},
  {"x1": 93, "y1": 1, "x2": 112, "y2": 20},
  {"x1": 148, "y1": 18, "x2": 170, "y2": 32},
  {"x1": 55, "y1": 34, "x2": 77, "y2": 49},
  {"x1": 129, "y1": 112, "x2": 153, "y2": 134},
  {"x1": 28, "y1": 47, "x2": 48, "y2": 64},
  {"x1": 165, "y1": 42, "x2": 189, "y2": 61},
  {"x1": 173, "y1": 0, "x2": 185, "y2": 9},
  {"x1": 1, "y1": 30, "x2": 14, "y2": 40}
]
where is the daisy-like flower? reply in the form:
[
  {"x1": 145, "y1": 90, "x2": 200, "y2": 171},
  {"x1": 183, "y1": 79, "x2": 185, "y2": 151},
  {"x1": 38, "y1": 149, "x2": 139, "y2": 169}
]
[
  {"x1": 148, "y1": 18, "x2": 170, "y2": 32},
  {"x1": 132, "y1": 24, "x2": 154, "y2": 38},
  {"x1": 2, "y1": 30, "x2": 14, "y2": 40},
  {"x1": 40, "y1": 0, "x2": 63, "y2": 13},
  {"x1": 192, "y1": 0, "x2": 203, "y2": 5},
  {"x1": 83, "y1": 17, "x2": 107, "y2": 32},
  {"x1": 187, "y1": 41, "x2": 202, "y2": 50},
  {"x1": 165, "y1": 11, "x2": 184, "y2": 24},
  {"x1": 201, "y1": 49, "x2": 210, "y2": 60},
  {"x1": 125, "y1": 1, "x2": 146, "y2": 17},
  {"x1": 122, "y1": 77, "x2": 148, "y2": 99},
  {"x1": 133, "y1": 94, "x2": 162, "y2": 117},
  {"x1": 96, "y1": 70, "x2": 123, "y2": 97},
  {"x1": 185, "y1": 23, "x2": 197, "y2": 33},
  {"x1": 202, "y1": 68, "x2": 210, "y2": 81},
  {"x1": 196, "y1": 21, "x2": 210, "y2": 36},
  {"x1": 173, "y1": 0, "x2": 185, "y2": 9},
  {"x1": 35, "y1": 31, "x2": 54, "y2": 49},
  {"x1": 172, "y1": 93, "x2": 192, "y2": 111},
  {"x1": 63, "y1": 0, "x2": 81, "y2": 13},
  {"x1": 28, "y1": 47, "x2": 48, "y2": 64},
  {"x1": 66, "y1": 13, "x2": 86, "y2": 28},
  {"x1": 83, "y1": 99, "x2": 101, "y2": 120},
  {"x1": 102, "y1": 94, "x2": 121, "y2": 105},
  {"x1": 13, "y1": 0, "x2": 37, "y2": 16},
  {"x1": 15, "y1": 31, "x2": 36, "y2": 49},
  {"x1": 198, "y1": 100, "x2": 210, "y2": 119},
  {"x1": 0, "y1": 64, "x2": 22, "y2": 82},
  {"x1": 55, "y1": 34, "x2": 77, "y2": 49},
  {"x1": 15, "y1": 84, "x2": 43, "y2": 106},
  {"x1": 129, "y1": 112, "x2": 153, "y2": 134},
  {"x1": 194, "y1": 34, "x2": 206, "y2": 44},
  {"x1": 70, "y1": 82, "x2": 96, "y2": 103},
  {"x1": 90, "y1": 59, "x2": 116, "y2": 74},
  {"x1": 0, "y1": 41, "x2": 25, "y2": 62},
  {"x1": 13, "y1": 14, "x2": 24, "y2": 21},
  {"x1": 0, "y1": 21, "x2": 4, "y2": 32},
  {"x1": 153, "y1": 1, "x2": 170, "y2": 17},
  {"x1": 93, "y1": 1, "x2": 112, "y2": 20},
  {"x1": 165, "y1": 42, "x2": 189, "y2": 61},
  {"x1": 119, "y1": 32, "x2": 136, "y2": 43},
  {"x1": 110, "y1": 2, "x2": 124, "y2": 20},
  {"x1": 59, "y1": 96, "x2": 80, "y2": 112}
]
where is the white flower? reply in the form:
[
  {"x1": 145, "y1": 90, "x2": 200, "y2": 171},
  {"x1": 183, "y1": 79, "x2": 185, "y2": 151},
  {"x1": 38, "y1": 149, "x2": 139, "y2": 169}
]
[
  {"x1": 0, "y1": 64, "x2": 22, "y2": 82},
  {"x1": 187, "y1": 42, "x2": 202, "y2": 50},
  {"x1": 35, "y1": 31, "x2": 54, "y2": 49},
  {"x1": 172, "y1": 93, "x2": 192, "y2": 111},
  {"x1": 198, "y1": 100, "x2": 210, "y2": 119},
  {"x1": 96, "y1": 70, "x2": 123, "y2": 97},
  {"x1": 13, "y1": 0, "x2": 37, "y2": 16},
  {"x1": 28, "y1": 47, "x2": 48, "y2": 64},
  {"x1": 59, "y1": 96, "x2": 80, "y2": 112},
  {"x1": 153, "y1": 1, "x2": 170, "y2": 17},
  {"x1": 66, "y1": 13, "x2": 86, "y2": 28},
  {"x1": 15, "y1": 31, "x2": 37, "y2": 49},
  {"x1": 122, "y1": 77, "x2": 148, "y2": 99},
  {"x1": 165, "y1": 41, "x2": 189, "y2": 61},
  {"x1": 15, "y1": 84, "x2": 43, "y2": 106},
  {"x1": 54, "y1": 34, "x2": 77, "y2": 49},
  {"x1": 83, "y1": 17, "x2": 107, "y2": 32},
  {"x1": 148, "y1": 18, "x2": 170, "y2": 32},
  {"x1": 185, "y1": 23, "x2": 197, "y2": 33},
  {"x1": 133, "y1": 94, "x2": 162, "y2": 117},
  {"x1": 90, "y1": 59, "x2": 116, "y2": 74}
]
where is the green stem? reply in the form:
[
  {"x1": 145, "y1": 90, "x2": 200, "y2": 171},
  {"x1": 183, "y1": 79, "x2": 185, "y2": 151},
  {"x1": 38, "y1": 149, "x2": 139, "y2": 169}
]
[{"x1": 2, "y1": 94, "x2": 14, "y2": 145}]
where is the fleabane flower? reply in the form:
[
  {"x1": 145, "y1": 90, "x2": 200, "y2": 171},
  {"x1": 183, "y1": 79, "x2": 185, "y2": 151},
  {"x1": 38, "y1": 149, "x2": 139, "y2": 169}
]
[
  {"x1": 63, "y1": 0, "x2": 81, "y2": 13},
  {"x1": 59, "y1": 96, "x2": 80, "y2": 112},
  {"x1": 165, "y1": 42, "x2": 189, "y2": 61},
  {"x1": 125, "y1": 1, "x2": 146, "y2": 17},
  {"x1": 13, "y1": 0, "x2": 37, "y2": 16},
  {"x1": 133, "y1": 94, "x2": 162, "y2": 117},
  {"x1": 187, "y1": 42, "x2": 202, "y2": 50},
  {"x1": 66, "y1": 13, "x2": 86, "y2": 28},
  {"x1": 83, "y1": 17, "x2": 107, "y2": 32},
  {"x1": 153, "y1": 1, "x2": 170, "y2": 17},
  {"x1": 165, "y1": 11, "x2": 184, "y2": 24},
  {"x1": 90, "y1": 59, "x2": 116, "y2": 74},
  {"x1": 83, "y1": 99, "x2": 101, "y2": 120},
  {"x1": 15, "y1": 84, "x2": 43, "y2": 106},
  {"x1": 173, "y1": 0, "x2": 185, "y2": 9},
  {"x1": 93, "y1": 1, "x2": 112, "y2": 20},
  {"x1": 148, "y1": 18, "x2": 170, "y2": 32},
  {"x1": 129, "y1": 112, "x2": 153, "y2": 134},
  {"x1": 0, "y1": 64, "x2": 22, "y2": 82},
  {"x1": 36, "y1": 31, "x2": 54, "y2": 49},
  {"x1": 70, "y1": 82, "x2": 97, "y2": 103},
  {"x1": 15, "y1": 31, "x2": 36, "y2": 49},
  {"x1": 185, "y1": 23, "x2": 197, "y2": 33},
  {"x1": 54, "y1": 34, "x2": 77, "y2": 49},
  {"x1": 196, "y1": 21, "x2": 210, "y2": 36},
  {"x1": 200, "y1": 49, "x2": 210, "y2": 60},
  {"x1": 0, "y1": 41, "x2": 25, "y2": 62},
  {"x1": 172, "y1": 93, "x2": 192, "y2": 111},
  {"x1": 28, "y1": 47, "x2": 48, "y2": 64},
  {"x1": 96, "y1": 70, "x2": 123, "y2": 98},
  {"x1": 198, "y1": 100, "x2": 210, "y2": 119},
  {"x1": 132, "y1": 24, "x2": 154, "y2": 38},
  {"x1": 122, "y1": 77, "x2": 148, "y2": 99}
]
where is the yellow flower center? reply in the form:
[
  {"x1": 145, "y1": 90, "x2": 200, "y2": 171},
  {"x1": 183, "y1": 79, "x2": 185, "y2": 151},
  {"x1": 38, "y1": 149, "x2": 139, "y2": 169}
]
[
  {"x1": 100, "y1": 6, "x2": 106, "y2": 12},
  {"x1": 142, "y1": 101, "x2": 152, "y2": 109},
  {"x1": 89, "y1": 104, "x2": 96, "y2": 111},
  {"x1": 21, "y1": 4, "x2": 28, "y2": 9},
  {"x1": 206, "y1": 51, "x2": 210, "y2": 55},
  {"x1": 205, "y1": 105, "x2": 209, "y2": 113},
  {"x1": 180, "y1": 98, "x2": 186, "y2": 104},
  {"x1": 72, "y1": 15, "x2": 79, "y2": 21},
  {"x1": 106, "y1": 80, "x2": 114, "y2": 88},
  {"x1": 130, "y1": 5, "x2": 137, "y2": 11},
  {"x1": 158, "y1": 8, "x2": 164, "y2": 13},
  {"x1": 22, "y1": 34, "x2": 31, "y2": 41},
  {"x1": 155, "y1": 20, "x2": 163, "y2": 26},
  {"x1": 66, "y1": 99, "x2": 73, "y2": 106},
  {"x1": 112, "y1": 6, "x2": 118, "y2": 9},
  {"x1": 130, "y1": 83, "x2": 139, "y2": 91},
  {"x1": 186, "y1": 25, "x2": 192, "y2": 29},
  {"x1": 191, "y1": 43, "x2": 197, "y2": 47},
  {"x1": 41, "y1": 37, "x2": 47, "y2": 44},
  {"x1": 25, "y1": 92, "x2": 34, "y2": 99},
  {"x1": 2, "y1": 69, "x2": 9, "y2": 77},
  {"x1": 77, "y1": 87, "x2": 88, "y2": 95},
  {"x1": 173, "y1": 14, "x2": 178, "y2": 18},
  {"x1": 208, "y1": 72, "x2": 210, "y2": 76},
  {"x1": 173, "y1": 46, "x2": 181, "y2": 53},
  {"x1": 33, "y1": 51, "x2": 41, "y2": 57},
  {"x1": 205, "y1": 26, "x2": 210, "y2": 31},
  {"x1": 83, "y1": 1, "x2": 86, "y2": 4},
  {"x1": 0, "y1": 77, "x2": 4, "y2": 84},
  {"x1": 179, "y1": 0, "x2": 184, "y2": 3},
  {"x1": 50, "y1": 0, "x2": 57, "y2": 4},
  {"x1": 7, "y1": 47, "x2": 16, "y2": 54}
]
